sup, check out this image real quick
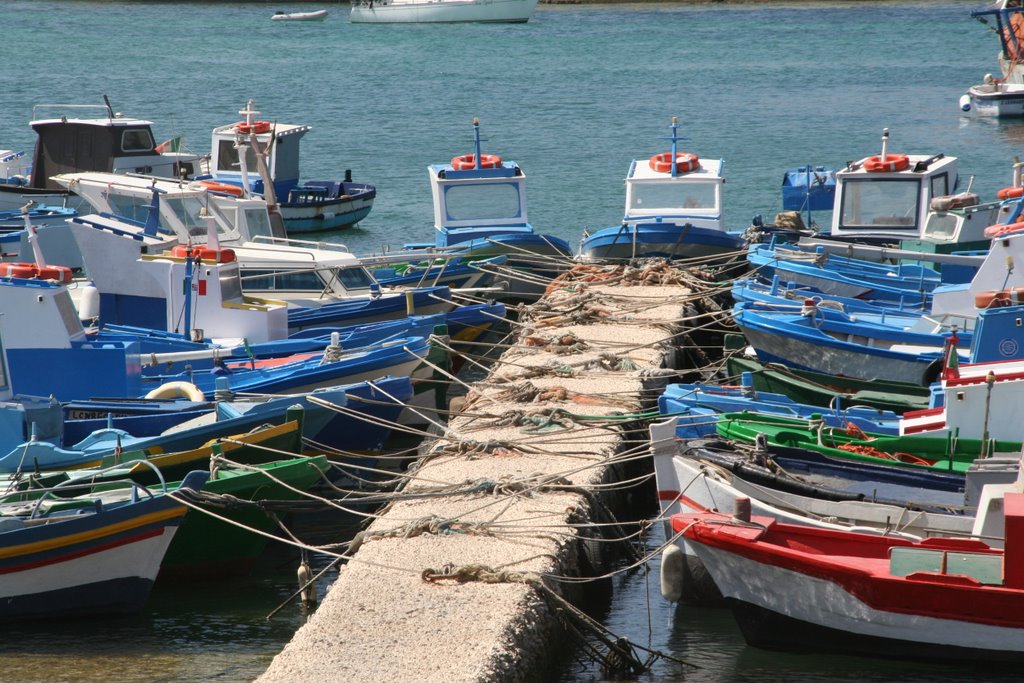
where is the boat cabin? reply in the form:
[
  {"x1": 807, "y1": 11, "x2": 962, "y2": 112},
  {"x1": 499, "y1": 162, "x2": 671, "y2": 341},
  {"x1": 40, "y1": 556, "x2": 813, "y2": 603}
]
[
  {"x1": 209, "y1": 121, "x2": 310, "y2": 199},
  {"x1": 27, "y1": 103, "x2": 201, "y2": 190},
  {"x1": 623, "y1": 157, "x2": 724, "y2": 230},
  {"x1": 428, "y1": 160, "x2": 531, "y2": 247},
  {"x1": 828, "y1": 152, "x2": 995, "y2": 246}
]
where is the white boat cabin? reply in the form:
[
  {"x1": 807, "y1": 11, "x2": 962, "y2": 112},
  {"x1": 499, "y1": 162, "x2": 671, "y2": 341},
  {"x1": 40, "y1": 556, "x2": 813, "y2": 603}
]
[
  {"x1": 428, "y1": 160, "x2": 530, "y2": 247},
  {"x1": 208, "y1": 119, "x2": 310, "y2": 197},
  {"x1": 54, "y1": 172, "x2": 381, "y2": 305},
  {"x1": 830, "y1": 151, "x2": 1000, "y2": 245},
  {"x1": 623, "y1": 156, "x2": 724, "y2": 231}
]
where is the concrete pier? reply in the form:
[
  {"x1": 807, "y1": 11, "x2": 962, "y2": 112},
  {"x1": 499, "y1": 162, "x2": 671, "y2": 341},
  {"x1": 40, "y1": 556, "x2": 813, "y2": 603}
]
[{"x1": 259, "y1": 268, "x2": 706, "y2": 682}]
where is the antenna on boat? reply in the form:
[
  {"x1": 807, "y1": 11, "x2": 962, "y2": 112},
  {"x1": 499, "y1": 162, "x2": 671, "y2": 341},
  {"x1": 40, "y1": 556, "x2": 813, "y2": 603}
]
[
  {"x1": 880, "y1": 128, "x2": 890, "y2": 159},
  {"x1": 658, "y1": 117, "x2": 687, "y2": 178},
  {"x1": 21, "y1": 202, "x2": 46, "y2": 268},
  {"x1": 472, "y1": 117, "x2": 483, "y2": 170},
  {"x1": 102, "y1": 95, "x2": 115, "y2": 119}
]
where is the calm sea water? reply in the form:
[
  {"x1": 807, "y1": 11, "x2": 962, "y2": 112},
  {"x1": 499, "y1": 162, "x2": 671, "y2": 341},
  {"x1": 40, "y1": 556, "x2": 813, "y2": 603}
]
[{"x1": 3, "y1": 1, "x2": 1021, "y2": 680}]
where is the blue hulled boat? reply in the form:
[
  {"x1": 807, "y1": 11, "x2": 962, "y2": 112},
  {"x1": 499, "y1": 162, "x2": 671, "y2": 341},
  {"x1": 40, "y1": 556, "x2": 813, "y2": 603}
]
[{"x1": 579, "y1": 117, "x2": 742, "y2": 262}]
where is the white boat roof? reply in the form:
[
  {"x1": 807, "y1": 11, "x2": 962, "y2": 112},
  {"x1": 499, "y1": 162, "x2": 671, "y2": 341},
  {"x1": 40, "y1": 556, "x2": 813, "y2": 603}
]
[
  {"x1": 839, "y1": 153, "x2": 957, "y2": 179},
  {"x1": 211, "y1": 122, "x2": 310, "y2": 139},
  {"x1": 30, "y1": 116, "x2": 155, "y2": 128},
  {"x1": 628, "y1": 157, "x2": 723, "y2": 182}
]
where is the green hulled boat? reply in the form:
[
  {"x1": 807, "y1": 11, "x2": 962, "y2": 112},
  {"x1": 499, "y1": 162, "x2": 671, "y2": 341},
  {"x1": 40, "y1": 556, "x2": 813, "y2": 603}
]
[
  {"x1": 715, "y1": 411, "x2": 1020, "y2": 473},
  {"x1": 725, "y1": 356, "x2": 930, "y2": 414},
  {"x1": 160, "y1": 454, "x2": 330, "y2": 579}
]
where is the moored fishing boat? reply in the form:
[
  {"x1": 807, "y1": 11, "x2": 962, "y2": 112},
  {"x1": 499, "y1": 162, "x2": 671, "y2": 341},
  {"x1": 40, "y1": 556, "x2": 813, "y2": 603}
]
[
  {"x1": 0, "y1": 470, "x2": 206, "y2": 620},
  {"x1": 579, "y1": 118, "x2": 740, "y2": 262},
  {"x1": 676, "y1": 487, "x2": 1024, "y2": 663}
]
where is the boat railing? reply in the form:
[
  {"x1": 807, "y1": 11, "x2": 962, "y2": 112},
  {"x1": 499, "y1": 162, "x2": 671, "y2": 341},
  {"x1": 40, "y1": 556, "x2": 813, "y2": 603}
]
[
  {"x1": 250, "y1": 235, "x2": 351, "y2": 253},
  {"x1": 31, "y1": 103, "x2": 120, "y2": 122}
]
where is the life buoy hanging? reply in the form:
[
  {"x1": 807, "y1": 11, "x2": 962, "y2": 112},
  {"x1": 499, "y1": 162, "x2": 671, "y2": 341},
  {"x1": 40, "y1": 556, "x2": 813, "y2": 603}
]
[
  {"x1": 998, "y1": 186, "x2": 1024, "y2": 200},
  {"x1": 648, "y1": 152, "x2": 700, "y2": 174},
  {"x1": 171, "y1": 245, "x2": 237, "y2": 263},
  {"x1": 0, "y1": 262, "x2": 73, "y2": 284},
  {"x1": 983, "y1": 221, "x2": 1024, "y2": 239},
  {"x1": 975, "y1": 287, "x2": 1024, "y2": 308},
  {"x1": 450, "y1": 153, "x2": 502, "y2": 170},
  {"x1": 236, "y1": 120, "x2": 272, "y2": 135},
  {"x1": 197, "y1": 180, "x2": 245, "y2": 197},
  {"x1": 862, "y1": 154, "x2": 910, "y2": 173}
]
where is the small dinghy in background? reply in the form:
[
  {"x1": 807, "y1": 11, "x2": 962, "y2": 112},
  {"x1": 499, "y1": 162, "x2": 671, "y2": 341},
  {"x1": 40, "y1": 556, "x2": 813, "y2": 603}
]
[{"x1": 272, "y1": 9, "x2": 328, "y2": 21}]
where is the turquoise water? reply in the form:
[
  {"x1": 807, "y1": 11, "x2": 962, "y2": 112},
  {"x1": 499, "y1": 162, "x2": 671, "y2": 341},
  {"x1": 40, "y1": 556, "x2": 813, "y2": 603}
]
[{"x1": 3, "y1": 1, "x2": 1023, "y2": 680}]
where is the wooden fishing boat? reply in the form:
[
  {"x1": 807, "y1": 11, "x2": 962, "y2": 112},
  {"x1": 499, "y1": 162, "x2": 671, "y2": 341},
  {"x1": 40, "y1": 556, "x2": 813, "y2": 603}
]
[
  {"x1": 0, "y1": 471, "x2": 206, "y2": 620},
  {"x1": 677, "y1": 493, "x2": 1024, "y2": 663}
]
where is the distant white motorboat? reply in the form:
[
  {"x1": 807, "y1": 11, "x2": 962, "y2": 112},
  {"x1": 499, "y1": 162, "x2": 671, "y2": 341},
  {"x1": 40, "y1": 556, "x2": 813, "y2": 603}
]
[
  {"x1": 272, "y1": 9, "x2": 328, "y2": 21},
  {"x1": 961, "y1": 78, "x2": 1024, "y2": 117},
  {"x1": 350, "y1": 0, "x2": 537, "y2": 24}
]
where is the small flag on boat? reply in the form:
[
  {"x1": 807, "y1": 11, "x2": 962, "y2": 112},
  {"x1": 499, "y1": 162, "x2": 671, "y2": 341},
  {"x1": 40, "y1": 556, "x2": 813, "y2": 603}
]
[{"x1": 155, "y1": 135, "x2": 182, "y2": 153}]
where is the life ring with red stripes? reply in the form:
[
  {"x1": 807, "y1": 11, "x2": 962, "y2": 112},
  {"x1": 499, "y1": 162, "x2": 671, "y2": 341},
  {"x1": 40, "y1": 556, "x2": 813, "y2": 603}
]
[
  {"x1": 983, "y1": 221, "x2": 1024, "y2": 239},
  {"x1": 863, "y1": 154, "x2": 910, "y2": 173},
  {"x1": 975, "y1": 287, "x2": 1024, "y2": 308},
  {"x1": 236, "y1": 120, "x2": 272, "y2": 135},
  {"x1": 649, "y1": 152, "x2": 700, "y2": 174},
  {"x1": 0, "y1": 262, "x2": 73, "y2": 283},
  {"x1": 197, "y1": 180, "x2": 244, "y2": 197},
  {"x1": 997, "y1": 186, "x2": 1024, "y2": 200},
  {"x1": 450, "y1": 154, "x2": 502, "y2": 170},
  {"x1": 171, "y1": 245, "x2": 237, "y2": 263}
]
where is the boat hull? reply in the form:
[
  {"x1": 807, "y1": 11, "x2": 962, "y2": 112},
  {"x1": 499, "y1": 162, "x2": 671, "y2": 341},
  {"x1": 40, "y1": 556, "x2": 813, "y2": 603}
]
[
  {"x1": 279, "y1": 184, "x2": 376, "y2": 233},
  {"x1": 579, "y1": 223, "x2": 745, "y2": 262},
  {"x1": 350, "y1": 0, "x2": 537, "y2": 23},
  {"x1": 966, "y1": 83, "x2": 1024, "y2": 118}
]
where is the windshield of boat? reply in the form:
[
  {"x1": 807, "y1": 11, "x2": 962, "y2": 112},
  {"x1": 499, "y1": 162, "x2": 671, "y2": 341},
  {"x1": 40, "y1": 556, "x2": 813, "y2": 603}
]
[
  {"x1": 216, "y1": 140, "x2": 259, "y2": 173},
  {"x1": 838, "y1": 178, "x2": 920, "y2": 231},
  {"x1": 240, "y1": 268, "x2": 326, "y2": 291},
  {"x1": 332, "y1": 266, "x2": 375, "y2": 291},
  {"x1": 104, "y1": 192, "x2": 178, "y2": 236},
  {"x1": 243, "y1": 207, "x2": 274, "y2": 239},
  {"x1": 443, "y1": 182, "x2": 522, "y2": 222},
  {"x1": 630, "y1": 181, "x2": 718, "y2": 212}
]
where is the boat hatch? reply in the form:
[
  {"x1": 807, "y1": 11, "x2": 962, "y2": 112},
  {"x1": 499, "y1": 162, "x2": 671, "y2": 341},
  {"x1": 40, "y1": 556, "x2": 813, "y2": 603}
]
[{"x1": 889, "y1": 546, "x2": 1003, "y2": 585}]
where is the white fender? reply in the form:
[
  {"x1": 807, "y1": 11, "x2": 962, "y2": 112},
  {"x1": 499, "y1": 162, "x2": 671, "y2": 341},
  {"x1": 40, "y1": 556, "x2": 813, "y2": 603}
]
[
  {"x1": 144, "y1": 381, "x2": 205, "y2": 402},
  {"x1": 660, "y1": 544, "x2": 685, "y2": 603}
]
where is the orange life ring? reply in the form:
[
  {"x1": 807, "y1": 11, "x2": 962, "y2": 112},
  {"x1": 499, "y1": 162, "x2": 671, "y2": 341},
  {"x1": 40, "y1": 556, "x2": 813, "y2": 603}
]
[
  {"x1": 649, "y1": 152, "x2": 700, "y2": 174},
  {"x1": 0, "y1": 262, "x2": 73, "y2": 284},
  {"x1": 197, "y1": 180, "x2": 244, "y2": 197},
  {"x1": 983, "y1": 221, "x2": 1024, "y2": 239},
  {"x1": 975, "y1": 287, "x2": 1024, "y2": 309},
  {"x1": 997, "y1": 186, "x2": 1024, "y2": 200},
  {"x1": 236, "y1": 120, "x2": 272, "y2": 135},
  {"x1": 450, "y1": 153, "x2": 502, "y2": 170},
  {"x1": 171, "y1": 245, "x2": 237, "y2": 264},
  {"x1": 862, "y1": 154, "x2": 910, "y2": 173}
]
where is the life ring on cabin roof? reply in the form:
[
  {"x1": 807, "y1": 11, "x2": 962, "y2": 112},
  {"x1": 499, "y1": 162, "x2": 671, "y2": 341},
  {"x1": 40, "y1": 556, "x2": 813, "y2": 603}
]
[
  {"x1": 236, "y1": 120, "x2": 272, "y2": 135},
  {"x1": 196, "y1": 180, "x2": 245, "y2": 197},
  {"x1": 648, "y1": 152, "x2": 700, "y2": 174},
  {"x1": 862, "y1": 154, "x2": 910, "y2": 173},
  {"x1": 171, "y1": 245, "x2": 237, "y2": 263},
  {"x1": 998, "y1": 186, "x2": 1024, "y2": 200},
  {"x1": 450, "y1": 153, "x2": 502, "y2": 170},
  {"x1": 975, "y1": 288, "x2": 1024, "y2": 309},
  {"x1": 983, "y1": 221, "x2": 1024, "y2": 239},
  {"x1": 144, "y1": 381, "x2": 206, "y2": 402},
  {"x1": 0, "y1": 262, "x2": 73, "y2": 284}
]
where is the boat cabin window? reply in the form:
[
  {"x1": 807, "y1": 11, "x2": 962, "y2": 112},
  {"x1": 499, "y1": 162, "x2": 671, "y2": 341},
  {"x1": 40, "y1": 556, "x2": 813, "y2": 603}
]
[
  {"x1": 443, "y1": 183, "x2": 521, "y2": 222},
  {"x1": 244, "y1": 208, "x2": 275, "y2": 240},
  {"x1": 216, "y1": 140, "x2": 259, "y2": 173},
  {"x1": 930, "y1": 173, "x2": 949, "y2": 200},
  {"x1": 121, "y1": 128, "x2": 154, "y2": 153},
  {"x1": 631, "y1": 182, "x2": 718, "y2": 211},
  {"x1": 923, "y1": 213, "x2": 960, "y2": 241},
  {"x1": 218, "y1": 269, "x2": 244, "y2": 301},
  {"x1": 332, "y1": 267, "x2": 375, "y2": 291},
  {"x1": 839, "y1": 178, "x2": 919, "y2": 231},
  {"x1": 164, "y1": 196, "x2": 211, "y2": 237},
  {"x1": 105, "y1": 194, "x2": 175, "y2": 236},
  {"x1": 240, "y1": 268, "x2": 327, "y2": 291}
]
